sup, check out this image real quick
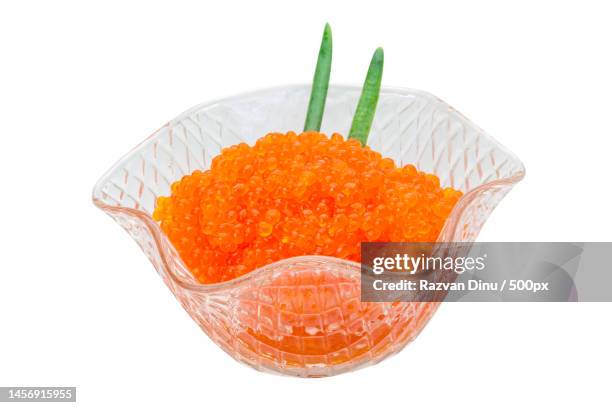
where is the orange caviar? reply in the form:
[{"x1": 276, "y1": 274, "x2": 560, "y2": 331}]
[{"x1": 153, "y1": 131, "x2": 462, "y2": 284}]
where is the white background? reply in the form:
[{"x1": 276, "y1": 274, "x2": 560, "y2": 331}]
[{"x1": 1, "y1": 1, "x2": 611, "y2": 407}]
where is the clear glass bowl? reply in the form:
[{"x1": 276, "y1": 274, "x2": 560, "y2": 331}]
[{"x1": 92, "y1": 85, "x2": 525, "y2": 377}]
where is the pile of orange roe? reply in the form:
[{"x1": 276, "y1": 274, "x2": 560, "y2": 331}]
[{"x1": 153, "y1": 131, "x2": 462, "y2": 284}]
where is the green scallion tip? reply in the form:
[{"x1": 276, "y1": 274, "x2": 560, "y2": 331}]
[
  {"x1": 348, "y1": 47, "x2": 384, "y2": 145},
  {"x1": 304, "y1": 23, "x2": 333, "y2": 132}
]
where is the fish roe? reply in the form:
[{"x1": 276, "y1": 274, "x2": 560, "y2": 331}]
[{"x1": 153, "y1": 131, "x2": 462, "y2": 284}]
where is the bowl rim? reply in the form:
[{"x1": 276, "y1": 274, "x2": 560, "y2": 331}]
[{"x1": 93, "y1": 83, "x2": 526, "y2": 293}]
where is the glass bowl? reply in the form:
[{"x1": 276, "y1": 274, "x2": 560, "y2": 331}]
[{"x1": 92, "y1": 85, "x2": 525, "y2": 377}]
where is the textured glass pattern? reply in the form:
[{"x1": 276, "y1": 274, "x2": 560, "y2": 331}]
[{"x1": 93, "y1": 85, "x2": 524, "y2": 377}]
